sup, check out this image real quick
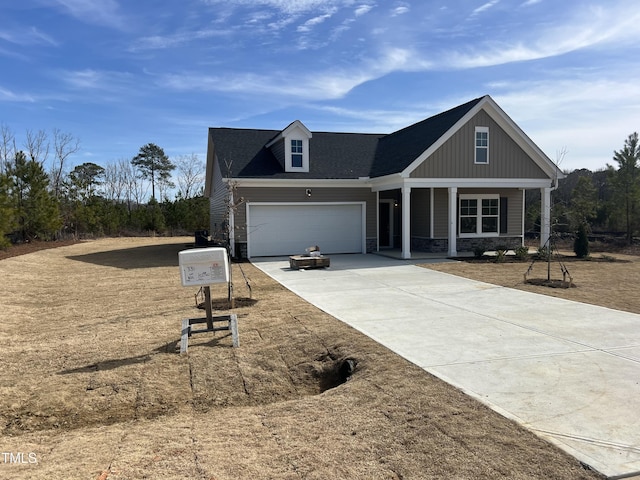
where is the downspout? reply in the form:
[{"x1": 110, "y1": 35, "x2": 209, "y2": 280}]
[{"x1": 227, "y1": 181, "x2": 236, "y2": 258}]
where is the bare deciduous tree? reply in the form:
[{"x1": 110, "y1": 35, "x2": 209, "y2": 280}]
[
  {"x1": 176, "y1": 153, "x2": 205, "y2": 199},
  {"x1": 122, "y1": 158, "x2": 148, "y2": 207},
  {"x1": 0, "y1": 124, "x2": 16, "y2": 174},
  {"x1": 51, "y1": 128, "x2": 80, "y2": 198},
  {"x1": 24, "y1": 129, "x2": 49, "y2": 165},
  {"x1": 103, "y1": 161, "x2": 127, "y2": 203}
]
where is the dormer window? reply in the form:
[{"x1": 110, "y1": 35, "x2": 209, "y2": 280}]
[
  {"x1": 265, "y1": 120, "x2": 312, "y2": 173},
  {"x1": 475, "y1": 126, "x2": 489, "y2": 164},
  {"x1": 291, "y1": 140, "x2": 303, "y2": 168}
]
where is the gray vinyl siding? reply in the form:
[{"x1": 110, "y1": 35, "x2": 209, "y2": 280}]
[
  {"x1": 209, "y1": 159, "x2": 229, "y2": 238},
  {"x1": 410, "y1": 111, "x2": 548, "y2": 179},
  {"x1": 234, "y1": 186, "x2": 377, "y2": 242},
  {"x1": 433, "y1": 189, "x2": 449, "y2": 238},
  {"x1": 505, "y1": 189, "x2": 524, "y2": 236},
  {"x1": 410, "y1": 189, "x2": 431, "y2": 237}
]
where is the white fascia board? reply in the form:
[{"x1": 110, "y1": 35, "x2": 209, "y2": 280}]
[
  {"x1": 369, "y1": 174, "x2": 407, "y2": 192},
  {"x1": 404, "y1": 177, "x2": 554, "y2": 189},
  {"x1": 225, "y1": 178, "x2": 371, "y2": 188},
  {"x1": 370, "y1": 175, "x2": 553, "y2": 191}
]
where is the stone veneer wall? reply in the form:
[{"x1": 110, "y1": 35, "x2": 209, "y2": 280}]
[
  {"x1": 366, "y1": 238, "x2": 377, "y2": 253},
  {"x1": 411, "y1": 236, "x2": 523, "y2": 254}
]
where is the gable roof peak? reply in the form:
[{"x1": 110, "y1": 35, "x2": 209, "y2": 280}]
[{"x1": 265, "y1": 120, "x2": 312, "y2": 148}]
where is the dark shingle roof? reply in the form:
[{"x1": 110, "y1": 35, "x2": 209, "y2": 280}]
[
  {"x1": 370, "y1": 97, "x2": 483, "y2": 177},
  {"x1": 209, "y1": 96, "x2": 484, "y2": 179}
]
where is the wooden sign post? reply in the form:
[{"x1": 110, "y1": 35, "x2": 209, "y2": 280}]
[{"x1": 178, "y1": 247, "x2": 239, "y2": 352}]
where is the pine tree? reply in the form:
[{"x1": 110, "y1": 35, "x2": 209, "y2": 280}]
[
  {"x1": 607, "y1": 133, "x2": 640, "y2": 244},
  {"x1": 569, "y1": 176, "x2": 597, "y2": 229},
  {"x1": 7, "y1": 151, "x2": 61, "y2": 241},
  {"x1": 573, "y1": 222, "x2": 589, "y2": 258},
  {"x1": 131, "y1": 143, "x2": 175, "y2": 201},
  {"x1": 0, "y1": 171, "x2": 15, "y2": 248}
]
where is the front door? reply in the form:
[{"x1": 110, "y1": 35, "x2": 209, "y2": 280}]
[{"x1": 379, "y1": 200, "x2": 394, "y2": 248}]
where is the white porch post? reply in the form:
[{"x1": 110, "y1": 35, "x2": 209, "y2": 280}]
[
  {"x1": 448, "y1": 187, "x2": 457, "y2": 257},
  {"x1": 429, "y1": 188, "x2": 434, "y2": 239},
  {"x1": 540, "y1": 187, "x2": 551, "y2": 248},
  {"x1": 520, "y1": 189, "x2": 526, "y2": 247},
  {"x1": 376, "y1": 191, "x2": 380, "y2": 252},
  {"x1": 402, "y1": 186, "x2": 411, "y2": 259}
]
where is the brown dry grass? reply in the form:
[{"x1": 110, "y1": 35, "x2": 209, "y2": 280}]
[
  {"x1": 0, "y1": 238, "x2": 605, "y2": 479},
  {"x1": 422, "y1": 250, "x2": 640, "y2": 314}
]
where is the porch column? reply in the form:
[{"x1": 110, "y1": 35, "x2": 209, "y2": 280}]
[
  {"x1": 376, "y1": 191, "x2": 380, "y2": 252},
  {"x1": 540, "y1": 187, "x2": 551, "y2": 248},
  {"x1": 448, "y1": 187, "x2": 457, "y2": 257},
  {"x1": 402, "y1": 186, "x2": 411, "y2": 259},
  {"x1": 429, "y1": 188, "x2": 434, "y2": 238}
]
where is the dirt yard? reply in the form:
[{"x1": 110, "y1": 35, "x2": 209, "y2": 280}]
[
  {"x1": 0, "y1": 238, "x2": 606, "y2": 479},
  {"x1": 422, "y1": 250, "x2": 640, "y2": 315}
]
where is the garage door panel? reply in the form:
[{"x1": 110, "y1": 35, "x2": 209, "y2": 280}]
[{"x1": 248, "y1": 204, "x2": 363, "y2": 257}]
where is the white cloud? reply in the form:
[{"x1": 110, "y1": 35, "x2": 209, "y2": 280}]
[
  {"x1": 0, "y1": 27, "x2": 58, "y2": 47},
  {"x1": 57, "y1": 69, "x2": 132, "y2": 91},
  {"x1": 130, "y1": 28, "x2": 230, "y2": 51},
  {"x1": 0, "y1": 86, "x2": 36, "y2": 103},
  {"x1": 297, "y1": 10, "x2": 337, "y2": 33},
  {"x1": 53, "y1": 0, "x2": 126, "y2": 29},
  {"x1": 354, "y1": 4, "x2": 374, "y2": 17},
  {"x1": 442, "y1": 6, "x2": 640, "y2": 69},
  {"x1": 307, "y1": 72, "x2": 640, "y2": 172},
  {"x1": 489, "y1": 76, "x2": 640, "y2": 171},
  {"x1": 391, "y1": 6, "x2": 409, "y2": 16},
  {"x1": 471, "y1": 0, "x2": 500, "y2": 16},
  {"x1": 200, "y1": 0, "x2": 344, "y2": 15},
  {"x1": 158, "y1": 45, "x2": 430, "y2": 101}
]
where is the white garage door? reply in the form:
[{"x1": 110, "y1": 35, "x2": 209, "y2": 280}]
[{"x1": 248, "y1": 203, "x2": 364, "y2": 257}]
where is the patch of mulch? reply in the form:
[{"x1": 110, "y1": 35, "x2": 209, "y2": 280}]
[
  {"x1": 455, "y1": 254, "x2": 630, "y2": 264},
  {"x1": 525, "y1": 278, "x2": 576, "y2": 288},
  {"x1": 0, "y1": 239, "x2": 81, "y2": 261}
]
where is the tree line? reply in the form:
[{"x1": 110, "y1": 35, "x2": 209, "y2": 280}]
[
  {"x1": 2, "y1": 126, "x2": 639, "y2": 250},
  {"x1": 527, "y1": 132, "x2": 640, "y2": 247},
  {"x1": 0, "y1": 126, "x2": 209, "y2": 248}
]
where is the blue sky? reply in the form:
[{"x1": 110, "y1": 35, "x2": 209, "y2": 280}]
[{"x1": 1, "y1": 0, "x2": 640, "y2": 186}]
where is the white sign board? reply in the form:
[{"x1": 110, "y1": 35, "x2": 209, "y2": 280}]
[{"x1": 178, "y1": 247, "x2": 230, "y2": 287}]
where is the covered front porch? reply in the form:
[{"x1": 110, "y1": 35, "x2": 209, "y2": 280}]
[{"x1": 373, "y1": 181, "x2": 553, "y2": 260}]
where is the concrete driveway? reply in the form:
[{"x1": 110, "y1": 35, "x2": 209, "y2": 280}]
[{"x1": 253, "y1": 254, "x2": 640, "y2": 479}]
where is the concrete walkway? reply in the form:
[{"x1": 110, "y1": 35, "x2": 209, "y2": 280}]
[{"x1": 253, "y1": 254, "x2": 640, "y2": 479}]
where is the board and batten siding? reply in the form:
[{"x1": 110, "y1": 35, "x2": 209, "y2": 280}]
[
  {"x1": 410, "y1": 111, "x2": 549, "y2": 179},
  {"x1": 234, "y1": 186, "x2": 377, "y2": 243},
  {"x1": 433, "y1": 189, "x2": 450, "y2": 238},
  {"x1": 431, "y1": 188, "x2": 523, "y2": 238},
  {"x1": 410, "y1": 189, "x2": 431, "y2": 237}
]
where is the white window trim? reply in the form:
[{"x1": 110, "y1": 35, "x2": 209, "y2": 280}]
[
  {"x1": 474, "y1": 126, "x2": 489, "y2": 164},
  {"x1": 285, "y1": 137, "x2": 310, "y2": 172},
  {"x1": 459, "y1": 193, "x2": 499, "y2": 238}
]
